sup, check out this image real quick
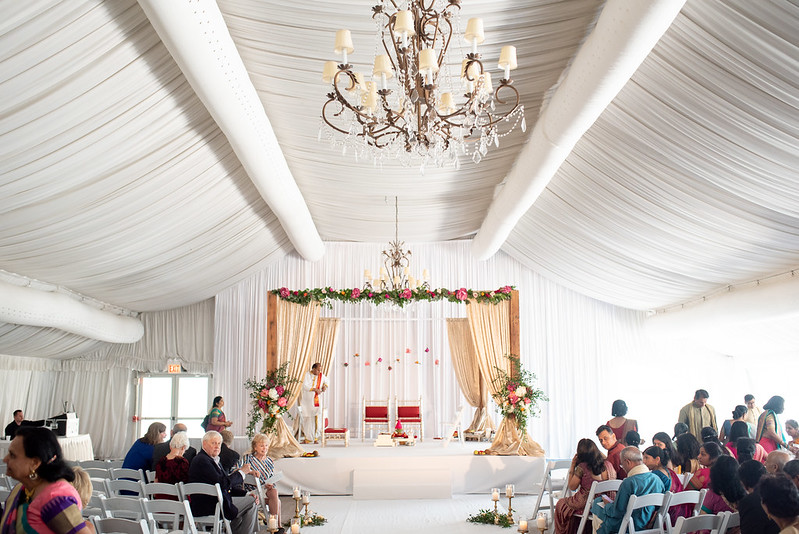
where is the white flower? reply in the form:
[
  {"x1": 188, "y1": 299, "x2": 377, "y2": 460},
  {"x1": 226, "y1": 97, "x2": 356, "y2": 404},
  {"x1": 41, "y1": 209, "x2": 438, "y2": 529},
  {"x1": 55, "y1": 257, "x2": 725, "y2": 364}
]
[
  {"x1": 268, "y1": 388, "x2": 279, "y2": 400},
  {"x1": 515, "y1": 386, "x2": 527, "y2": 397},
  {"x1": 269, "y1": 403, "x2": 279, "y2": 414}
]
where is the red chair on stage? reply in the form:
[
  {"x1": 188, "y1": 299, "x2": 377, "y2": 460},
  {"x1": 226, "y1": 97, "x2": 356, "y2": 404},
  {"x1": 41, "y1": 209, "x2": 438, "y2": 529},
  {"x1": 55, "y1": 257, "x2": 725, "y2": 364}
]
[
  {"x1": 362, "y1": 398, "x2": 390, "y2": 440},
  {"x1": 322, "y1": 411, "x2": 350, "y2": 447},
  {"x1": 395, "y1": 396, "x2": 423, "y2": 441}
]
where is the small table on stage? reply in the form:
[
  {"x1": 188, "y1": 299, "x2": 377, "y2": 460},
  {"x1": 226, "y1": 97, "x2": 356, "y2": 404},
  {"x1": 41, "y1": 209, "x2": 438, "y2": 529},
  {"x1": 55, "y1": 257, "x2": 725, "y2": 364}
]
[{"x1": 0, "y1": 434, "x2": 94, "y2": 462}]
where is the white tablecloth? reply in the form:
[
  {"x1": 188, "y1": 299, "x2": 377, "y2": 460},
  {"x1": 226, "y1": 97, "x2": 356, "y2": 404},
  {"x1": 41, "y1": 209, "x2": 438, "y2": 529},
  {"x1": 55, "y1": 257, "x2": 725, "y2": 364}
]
[{"x1": 0, "y1": 434, "x2": 94, "y2": 462}]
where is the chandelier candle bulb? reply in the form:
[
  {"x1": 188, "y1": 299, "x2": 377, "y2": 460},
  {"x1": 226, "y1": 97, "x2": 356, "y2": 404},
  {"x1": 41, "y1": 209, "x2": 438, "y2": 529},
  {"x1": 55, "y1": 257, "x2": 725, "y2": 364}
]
[
  {"x1": 374, "y1": 54, "x2": 394, "y2": 83},
  {"x1": 364, "y1": 269, "x2": 371, "y2": 279},
  {"x1": 481, "y1": 73, "x2": 493, "y2": 96},
  {"x1": 334, "y1": 29, "x2": 354, "y2": 64},
  {"x1": 498, "y1": 45, "x2": 517, "y2": 80},
  {"x1": 438, "y1": 92, "x2": 455, "y2": 114},
  {"x1": 322, "y1": 61, "x2": 338, "y2": 83},
  {"x1": 394, "y1": 10, "x2": 415, "y2": 36},
  {"x1": 464, "y1": 18, "x2": 485, "y2": 53},
  {"x1": 418, "y1": 48, "x2": 439, "y2": 75}
]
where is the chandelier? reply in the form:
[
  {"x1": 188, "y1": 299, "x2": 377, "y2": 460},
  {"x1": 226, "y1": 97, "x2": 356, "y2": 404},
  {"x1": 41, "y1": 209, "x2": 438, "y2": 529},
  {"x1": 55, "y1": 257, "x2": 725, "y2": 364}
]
[
  {"x1": 320, "y1": 0, "x2": 526, "y2": 169},
  {"x1": 364, "y1": 197, "x2": 429, "y2": 292}
]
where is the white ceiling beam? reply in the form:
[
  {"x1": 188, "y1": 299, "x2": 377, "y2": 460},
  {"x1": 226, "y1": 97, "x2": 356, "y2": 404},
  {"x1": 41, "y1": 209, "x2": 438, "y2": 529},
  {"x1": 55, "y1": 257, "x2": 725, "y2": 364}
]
[
  {"x1": 472, "y1": 0, "x2": 687, "y2": 260},
  {"x1": 0, "y1": 280, "x2": 144, "y2": 344},
  {"x1": 137, "y1": 0, "x2": 324, "y2": 261}
]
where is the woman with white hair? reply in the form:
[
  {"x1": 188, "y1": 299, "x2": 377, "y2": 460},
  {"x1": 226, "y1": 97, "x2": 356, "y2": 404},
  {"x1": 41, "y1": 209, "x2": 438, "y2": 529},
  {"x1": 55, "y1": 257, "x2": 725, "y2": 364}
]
[
  {"x1": 239, "y1": 433, "x2": 281, "y2": 521},
  {"x1": 155, "y1": 430, "x2": 190, "y2": 484}
]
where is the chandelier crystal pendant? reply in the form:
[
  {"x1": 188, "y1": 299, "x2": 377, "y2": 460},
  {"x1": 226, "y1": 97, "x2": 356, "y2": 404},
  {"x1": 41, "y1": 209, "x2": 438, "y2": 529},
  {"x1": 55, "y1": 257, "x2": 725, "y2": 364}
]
[
  {"x1": 320, "y1": 0, "x2": 526, "y2": 169},
  {"x1": 363, "y1": 197, "x2": 430, "y2": 292}
]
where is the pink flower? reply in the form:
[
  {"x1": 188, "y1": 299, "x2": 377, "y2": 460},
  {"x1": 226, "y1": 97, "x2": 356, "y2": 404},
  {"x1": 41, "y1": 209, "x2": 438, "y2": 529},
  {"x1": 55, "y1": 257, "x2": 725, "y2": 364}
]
[
  {"x1": 279, "y1": 287, "x2": 289, "y2": 298},
  {"x1": 277, "y1": 397, "x2": 287, "y2": 407},
  {"x1": 260, "y1": 388, "x2": 269, "y2": 397},
  {"x1": 500, "y1": 285, "x2": 512, "y2": 294},
  {"x1": 258, "y1": 399, "x2": 267, "y2": 410},
  {"x1": 400, "y1": 288, "x2": 412, "y2": 299},
  {"x1": 365, "y1": 361, "x2": 371, "y2": 366},
  {"x1": 425, "y1": 347, "x2": 429, "y2": 352},
  {"x1": 377, "y1": 357, "x2": 382, "y2": 362},
  {"x1": 507, "y1": 383, "x2": 516, "y2": 392},
  {"x1": 275, "y1": 385, "x2": 285, "y2": 395},
  {"x1": 351, "y1": 287, "x2": 361, "y2": 298},
  {"x1": 384, "y1": 294, "x2": 390, "y2": 298},
  {"x1": 455, "y1": 288, "x2": 468, "y2": 300},
  {"x1": 524, "y1": 397, "x2": 532, "y2": 404},
  {"x1": 509, "y1": 393, "x2": 519, "y2": 405},
  {"x1": 368, "y1": 292, "x2": 374, "y2": 297}
]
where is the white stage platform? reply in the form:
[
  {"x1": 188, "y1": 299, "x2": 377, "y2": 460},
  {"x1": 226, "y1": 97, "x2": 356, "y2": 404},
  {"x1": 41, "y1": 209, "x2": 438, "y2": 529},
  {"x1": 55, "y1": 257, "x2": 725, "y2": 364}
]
[{"x1": 274, "y1": 440, "x2": 545, "y2": 497}]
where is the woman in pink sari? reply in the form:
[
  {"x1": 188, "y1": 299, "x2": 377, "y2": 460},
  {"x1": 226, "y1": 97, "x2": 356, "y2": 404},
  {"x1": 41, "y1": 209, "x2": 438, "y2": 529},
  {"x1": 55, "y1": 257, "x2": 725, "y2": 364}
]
[
  {"x1": 756, "y1": 395, "x2": 789, "y2": 453},
  {"x1": 554, "y1": 438, "x2": 617, "y2": 534}
]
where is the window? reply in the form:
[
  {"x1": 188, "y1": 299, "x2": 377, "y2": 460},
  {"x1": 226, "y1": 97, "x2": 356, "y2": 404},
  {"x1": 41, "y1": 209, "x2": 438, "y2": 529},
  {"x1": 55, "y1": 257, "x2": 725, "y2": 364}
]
[{"x1": 137, "y1": 374, "x2": 211, "y2": 439}]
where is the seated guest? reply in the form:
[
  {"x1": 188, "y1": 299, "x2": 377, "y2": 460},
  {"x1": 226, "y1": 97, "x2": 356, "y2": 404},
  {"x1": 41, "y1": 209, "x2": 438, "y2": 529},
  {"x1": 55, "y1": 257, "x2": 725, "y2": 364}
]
[
  {"x1": 122, "y1": 421, "x2": 166, "y2": 472},
  {"x1": 686, "y1": 442, "x2": 722, "y2": 490},
  {"x1": 765, "y1": 449, "x2": 792, "y2": 474},
  {"x1": 757, "y1": 395, "x2": 789, "y2": 453},
  {"x1": 736, "y1": 437, "x2": 768, "y2": 464},
  {"x1": 153, "y1": 423, "x2": 197, "y2": 465},
  {"x1": 719, "y1": 405, "x2": 751, "y2": 444},
  {"x1": 1, "y1": 427, "x2": 92, "y2": 533},
  {"x1": 219, "y1": 429, "x2": 240, "y2": 474},
  {"x1": 597, "y1": 425, "x2": 626, "y2": 479},
  {"x1": 554, "y1": 438, "x2": 616, "y2": 534},
  {"x1": 240, "y1": 433, "x2": 282, "y2": 524},
  {"x1": 786, "y1": 460, "x2": 799, "y2": 491},
  {"x1": 70, "y1": 466, "x2": 93, "y2": 507},
  {"x1": 155, "y1": 431, "x2": 190, "y2": 485},
  {"x1": 4, "y1": 409, "x2": 45, "y2": 440},
  {"x1": 759, "y1": 474, "x2": 799, "y2": 533},
  {"x1": 607, "y1": 400, "x2": 638, "y2": 444},
  {"x1": 624, "y1": 431, "x2": 642, "y2": 448},
  {"x1": 701, "y1": 425, "x2": 729, "y2": 454},
  {"x1": 673, "y1": 422, "x2": 689, "y2": 440},
  {"x1": 188, "y1": 431, "x2": 258, "y2": 534},
  {"x1": 737, "y1": 460, "x2": 780, "y2": 534},
  {"x1": 726, "y1": 421, "x2": 755, "y2": 458},
  {"x1": 591, "y1": 447, "x2": 665, "y2": 534},
  {"x1": 651, "y1": 431, "x2": 680, "y2": 470},
  {"x1": 675, "y1": 432, "x2": 701, "y2": 474},
  {"x1": 700, "y1": 455, "x2": 746, "y2": 514},
  {"x1": 642, "y1": 445, "x2": 686, "y2": 525}
]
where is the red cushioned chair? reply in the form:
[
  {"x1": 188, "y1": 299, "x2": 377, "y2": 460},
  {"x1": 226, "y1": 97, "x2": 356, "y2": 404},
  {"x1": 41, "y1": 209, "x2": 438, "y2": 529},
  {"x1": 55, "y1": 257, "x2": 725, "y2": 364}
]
[
  {"x1": 395, "y1": 396, "x2": 423, "y2": 441},
  {"x1": 322, "y1": 412, "x2": 350, "y2": 446},
  {"x1": 362, "y1": 398, "x2": 390, "y2": 440}
]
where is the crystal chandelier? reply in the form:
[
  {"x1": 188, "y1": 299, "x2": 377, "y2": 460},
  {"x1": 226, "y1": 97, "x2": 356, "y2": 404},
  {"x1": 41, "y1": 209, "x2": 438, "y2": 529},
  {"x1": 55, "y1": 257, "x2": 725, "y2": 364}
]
[
  {"x1": 363, "y1": 197, "x2": 429, "y2": 291},
  {"x1": 320, "y1": 0, "x2": 526, "y2": 169}
]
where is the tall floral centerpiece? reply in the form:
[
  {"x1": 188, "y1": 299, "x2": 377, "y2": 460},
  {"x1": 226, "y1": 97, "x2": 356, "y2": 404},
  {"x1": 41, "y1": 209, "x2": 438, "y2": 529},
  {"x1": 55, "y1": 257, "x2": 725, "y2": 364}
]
[
  {"x1": 245, "y1": 362, "x2": 297, "y2": 437},
  {"x1": 492, "y1": 355, "x2": 547, "y2": 434}
]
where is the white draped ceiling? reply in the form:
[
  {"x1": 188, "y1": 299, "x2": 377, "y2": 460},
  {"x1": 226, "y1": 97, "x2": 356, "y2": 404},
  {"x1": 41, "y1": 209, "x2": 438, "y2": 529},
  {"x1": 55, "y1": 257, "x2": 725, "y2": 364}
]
[{"x1": 0, "y1": 0, "x2": 798, "y2": 450}]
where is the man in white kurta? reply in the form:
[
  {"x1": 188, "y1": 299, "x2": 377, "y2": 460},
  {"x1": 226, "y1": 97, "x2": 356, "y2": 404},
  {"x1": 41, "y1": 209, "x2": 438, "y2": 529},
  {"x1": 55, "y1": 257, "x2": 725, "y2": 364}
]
[{"x1": 299, "y1": 363, "x2": 328, "y2": 443}]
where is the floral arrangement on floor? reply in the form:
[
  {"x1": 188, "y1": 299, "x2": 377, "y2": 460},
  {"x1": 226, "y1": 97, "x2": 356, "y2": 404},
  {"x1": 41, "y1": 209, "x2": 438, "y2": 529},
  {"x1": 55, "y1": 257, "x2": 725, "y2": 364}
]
[
  {"x1": 284, "y1": 513, "x2": 327, "y2": 528},
  {"x1": 466, "y1": 509, "x2": 513, "y2": 528},
  {"x1": 272, "y1": 285, "x2": 514, "y2": 308},
  {"x1": 492, "y1": 355, "x2": 548, "y2": 433},
  {"x1": 244, "y1": 362, "x2": 297, "y2": 437}
]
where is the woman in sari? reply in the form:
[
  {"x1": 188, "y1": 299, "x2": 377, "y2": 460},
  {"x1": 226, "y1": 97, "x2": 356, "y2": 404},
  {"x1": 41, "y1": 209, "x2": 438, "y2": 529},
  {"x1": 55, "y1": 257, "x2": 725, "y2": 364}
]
[
  {"x1": 686, "y1": 442, "x2": 722, "y2": 490},
  {"x1": 554, "y1": 438, "x2": 616, "y2": 534},
  {"x1": 675, "y1": 433, "x2": 701, "y2": 475},
  {"x1": 652, "y1": 431, "x2": 680, "y2": 470},
  {"x1": 1, "y1": 427, "x2": 93, "y2": 534},
  {"x1": 643, "y1": 446, "x2": 687, "y2": 524},
  {"x1": 207, "y1": 395, "x2": 233, "y2": 432},
  {"x1": 700, "y1": 455, "x2": 746, "y2": 514},
  {"x1": 719, "y1": 405, "x2": 750, "y2": 444},
  {"x1": 607, "y1": 400, "x2": 638, "y2": 444},
  {"x1": 757, "y1": 396, "x2": 789, "y2": 453}
]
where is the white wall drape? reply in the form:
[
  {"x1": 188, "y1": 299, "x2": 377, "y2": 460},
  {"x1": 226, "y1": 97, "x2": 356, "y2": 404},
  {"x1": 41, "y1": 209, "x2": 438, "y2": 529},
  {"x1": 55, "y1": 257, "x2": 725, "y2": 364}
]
[{"x1": 213, "y1": 241, "x2": 646, "y2": 457}]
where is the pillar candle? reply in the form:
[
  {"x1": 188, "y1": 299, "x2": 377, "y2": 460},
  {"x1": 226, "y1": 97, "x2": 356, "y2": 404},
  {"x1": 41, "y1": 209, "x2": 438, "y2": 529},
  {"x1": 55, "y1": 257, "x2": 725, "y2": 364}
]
[
  {"x1": 302, "y1": 492, "x2": 310, "y2": 504},
  {"x1": 268, "y1": 515, "x2": 278, "y2": 529},
  {"x1": 293, "y1": 487, "x2": 301, "y2": 499},
  {"x1": 519, "y1": 520, "x2": 528, "y2": 531},
  {"x1": 491, "y1": 488, "x2": 500, "y2": 501},
  {"x1": 291, "y1": 524, "x2": 300, "y2": 534},
  {"x1": 536, "y1": 515, "x2": 547, "y2": 529}
]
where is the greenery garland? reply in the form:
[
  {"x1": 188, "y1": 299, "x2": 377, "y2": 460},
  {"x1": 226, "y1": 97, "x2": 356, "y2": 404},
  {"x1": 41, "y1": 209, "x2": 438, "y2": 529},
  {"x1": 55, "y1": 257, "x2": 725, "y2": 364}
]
[
  {"x1": 491, "y1": 355, "x2": 548, "y2": 432},
  {"x1": 272, "y1": 285, "x2": 515, "y2": 308},
  {"x1": 466, "y1": 509, "x2": 513, "y2": 528}
]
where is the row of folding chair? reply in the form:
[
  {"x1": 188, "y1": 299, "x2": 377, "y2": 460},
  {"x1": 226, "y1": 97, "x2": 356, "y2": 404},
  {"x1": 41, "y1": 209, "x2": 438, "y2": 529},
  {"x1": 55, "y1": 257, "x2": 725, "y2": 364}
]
[
  {"x1": 530, "y1": 458, "x2": 572, "y2": 528},
  {"x1": 85, "y1": 467, "x2": 147, "y2": 481},
  {"x1": 574, "y1": 480, "x2": 708, "y2": 534},
  {"x1": 86, "y1": 494, "x2": 198, "y2": 534},
  {"x1": 673, "y1": 510, "x2": 738, "y2": 534}
]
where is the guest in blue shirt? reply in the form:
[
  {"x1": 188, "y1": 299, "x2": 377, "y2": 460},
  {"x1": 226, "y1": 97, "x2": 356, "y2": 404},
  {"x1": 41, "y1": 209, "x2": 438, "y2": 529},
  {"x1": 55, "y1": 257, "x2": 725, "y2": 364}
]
[
  {"x1": 591, "y1": 446, "x2": 665, "y2": 534},
  {"x1": 122, "y1": 422, "x2": 166, "y2": 471}
]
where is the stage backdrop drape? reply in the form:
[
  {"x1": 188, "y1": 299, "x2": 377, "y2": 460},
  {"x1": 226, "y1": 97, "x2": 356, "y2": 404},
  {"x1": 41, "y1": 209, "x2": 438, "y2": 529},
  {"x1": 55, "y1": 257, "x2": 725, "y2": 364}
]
[
  {"x1": 467, "y1": 300, "x2": 544, "y2": 456},
  {"x1": 292, "y1": 317, "x2": 341, "y2": 435},
  {"x1": 269, "y1": 299, "x2": 321, "y2": 457},
  {"x1": 446, "y1": 318, "x2": 495, "y2": 434}
]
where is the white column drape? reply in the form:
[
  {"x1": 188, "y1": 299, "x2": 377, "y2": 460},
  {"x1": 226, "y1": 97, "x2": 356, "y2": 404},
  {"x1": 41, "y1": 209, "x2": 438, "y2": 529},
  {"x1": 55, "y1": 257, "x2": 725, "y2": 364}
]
[{"x1": 446, "y1": 318, "x2": 495, "y2": 434}]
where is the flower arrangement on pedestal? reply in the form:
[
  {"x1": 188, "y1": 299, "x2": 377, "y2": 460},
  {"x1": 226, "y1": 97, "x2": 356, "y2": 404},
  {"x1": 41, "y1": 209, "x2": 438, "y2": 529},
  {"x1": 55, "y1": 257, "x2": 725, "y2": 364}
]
[
  {"x1": 244, "y1": 362, "x2": 297, "y2": 437},
  {"x1": 492, "y1": 355, "x2": 547, "y2": 433}
]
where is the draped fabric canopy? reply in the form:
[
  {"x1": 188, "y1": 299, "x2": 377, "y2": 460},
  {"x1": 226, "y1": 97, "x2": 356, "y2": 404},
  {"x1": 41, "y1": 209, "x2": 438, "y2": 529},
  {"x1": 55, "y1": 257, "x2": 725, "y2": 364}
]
[{"x1": 445, "y1": 319, "x2": 494, "y2": 434}]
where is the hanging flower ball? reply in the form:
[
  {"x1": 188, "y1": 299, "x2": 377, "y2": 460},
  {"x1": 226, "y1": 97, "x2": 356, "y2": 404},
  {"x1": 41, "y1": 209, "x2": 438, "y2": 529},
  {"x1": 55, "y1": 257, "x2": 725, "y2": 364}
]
[{"x1": 435, "y1": 359, "x2": 440, "y2": 365}]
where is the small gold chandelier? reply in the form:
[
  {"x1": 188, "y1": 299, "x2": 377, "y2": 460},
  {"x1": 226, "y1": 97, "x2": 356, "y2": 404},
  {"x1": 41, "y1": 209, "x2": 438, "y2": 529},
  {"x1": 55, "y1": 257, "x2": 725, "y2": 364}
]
[
  {"x1": 320, "y1": 0, "x2": 525, "y2": 169},
  {"x1": 364, "y1": 197, "x2": 429, "y2": 292}
]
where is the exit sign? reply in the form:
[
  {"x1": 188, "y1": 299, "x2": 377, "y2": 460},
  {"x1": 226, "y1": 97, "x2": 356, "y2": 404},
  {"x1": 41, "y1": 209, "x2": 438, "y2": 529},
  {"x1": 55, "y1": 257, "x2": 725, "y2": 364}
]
[{"x1": 167, "y1": 363, "x2": 181, "y2": 374}]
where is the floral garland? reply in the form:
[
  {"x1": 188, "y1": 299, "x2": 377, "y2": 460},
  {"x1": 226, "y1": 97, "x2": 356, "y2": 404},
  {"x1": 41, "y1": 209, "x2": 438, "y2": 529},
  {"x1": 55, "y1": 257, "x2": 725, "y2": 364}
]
[
  {"x1": 491, "y1": 355, "x2": 547, "y2": 433},
  {"x1": 244, "y1": 362, "x2": 297, "y2": 437},
  {"x1": 273, "y1": 285, "x2": 514, "y2": 308}
]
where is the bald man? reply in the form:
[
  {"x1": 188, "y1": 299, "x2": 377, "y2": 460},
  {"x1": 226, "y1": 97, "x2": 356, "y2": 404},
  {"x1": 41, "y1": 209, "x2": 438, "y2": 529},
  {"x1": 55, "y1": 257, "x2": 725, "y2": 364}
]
[{"x1": 765, "y1": 449, "x2": 792, "y2": 474}]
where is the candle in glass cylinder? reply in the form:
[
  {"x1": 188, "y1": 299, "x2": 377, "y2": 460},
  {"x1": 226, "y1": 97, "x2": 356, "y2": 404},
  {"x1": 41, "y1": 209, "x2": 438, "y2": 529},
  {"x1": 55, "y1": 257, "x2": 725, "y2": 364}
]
[
  {"x1": 519, "y1": 520, "x2": 528, "y2": 532},
  {"x1": 505, "y1": 484, "x2": 514, "y2": 498},
  {"x1": 536, "y1": 514, "x2": 547, "y2": 529},
  {"x1": 491, "y1": 488, "x2": 500, "y2": 501},
  {"x1": 268, "y1": 515, "x2": 278, "y2": 529},
  {"x1": 302, "y1": 492, "x2": 311, "y2": 505},
  {"x1": 291, "y1": 523, "x2": 300, "y2": 534},
  {"x1": 293, "y1": 487, "x2": 301, "y2": 499}
]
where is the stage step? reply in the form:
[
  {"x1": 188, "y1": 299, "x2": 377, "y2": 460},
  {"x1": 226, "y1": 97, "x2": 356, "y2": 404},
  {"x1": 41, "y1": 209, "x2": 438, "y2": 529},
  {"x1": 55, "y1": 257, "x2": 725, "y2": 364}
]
[{"x1": 352, "y1": 468, "x2": 452, "y2": 500}]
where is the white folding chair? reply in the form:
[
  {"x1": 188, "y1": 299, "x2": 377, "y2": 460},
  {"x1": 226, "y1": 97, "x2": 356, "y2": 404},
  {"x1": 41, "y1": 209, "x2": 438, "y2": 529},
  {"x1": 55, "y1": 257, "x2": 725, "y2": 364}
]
[
  {"x1": 672, "y1": 511, "x2": 729, "y2": 534},
  {"x1": 104, "y1": 479, "x2": 147, "y2": 498},
  {"x1": 722, "y1": 511, "x2": 739, "y2": 532},
  {"x1": 111, "y1": 468, "x2": 146, "y2": 482},
  {"x1": 143, "y1": 482, "x2": 182, "y2": 500},
  {"x1": 143, "y1": 498, "x2": 199, "y2": 534},
  {"x1": 100, "y1": 495, "x2": 149, "y2": 521},
  {"x1": 616, "y1": 492, "x2": 669, "y2": 534},
  {"x1": 441, "y1": 406, "x2": 465, "y2": 448},
  {"x1": 243, "y1": 473, "x2": 269, "y2": 524},
  {"x1": 663, "y1": 489, "x2": 707, "y2": 533},
  {"x1": 80, "y1": 460, "x2": 113, "y2": 469},
  {"x1": 82, "y1": 494, "x2": 106, "y2": 519},
  {"x1": 0, "y1": 487, "x2": 10, "y2": 504},
  {"x1": 106, "y1": 460, "x2": 125, "y2": 468},
  {"x1": 574, "y1": 479, "x2": 624, "y2": 534},
  {"x1": 530, "y1": 459, "x2": 572, "y2": 529},
  {"x1": 85, "y1": 467, "x2": 113, "y2": 480},
  {"x1": 179, "y1": 482, "x2": 232, "y2": 534},
  {"x1": 144, "y1": 470, "x2": 156, "y2": 483},
  {"x1": 91, "y1": 516, "x2": 152, "y2": 534}
]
